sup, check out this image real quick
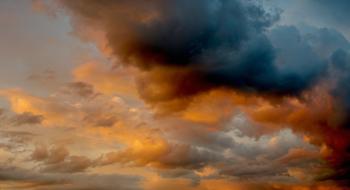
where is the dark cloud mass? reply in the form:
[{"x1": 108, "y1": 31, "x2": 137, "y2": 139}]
[{"x1": 61, "y1": 0, "x2": 328, "y2": 102}]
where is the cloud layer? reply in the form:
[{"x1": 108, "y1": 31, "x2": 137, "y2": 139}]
[{"x1": 1, "y1": 0, "x2": 350, "y2": 189}]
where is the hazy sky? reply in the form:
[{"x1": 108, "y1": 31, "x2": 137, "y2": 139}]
[{"x1": 0, "y1": 0, "x2": 349, "y2": 189}]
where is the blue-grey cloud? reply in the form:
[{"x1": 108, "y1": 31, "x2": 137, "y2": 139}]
[{"x1": 61, "y1": 0, "x2": 329, "y2": 101}]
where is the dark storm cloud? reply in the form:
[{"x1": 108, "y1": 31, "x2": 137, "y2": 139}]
[
  {"x1": 61, "y1": 0, "x2": 329, "y2": 102},
  {"x1": 271, "y1": 25, "x2": 350, "y2": 184},
  {"x1": 326, "y1": 48, "x2": 350, "y2": 184},
  {"x1": 331, "y1": 47, "x2": 350, "y2": 108},
  {"x1": 206, "y1": 25, "x2": 327, "y2": 95}
]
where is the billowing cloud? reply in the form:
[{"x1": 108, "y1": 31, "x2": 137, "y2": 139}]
[{"x1": 60, "y1": 0, "x2": 328, "y2": 105}]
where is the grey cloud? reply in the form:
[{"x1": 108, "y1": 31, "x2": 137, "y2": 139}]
[
  {"x1": 308, "y1": 0, "x2": 350, "y2": 29},
  {"x1": 0, "y1": 130, "x2": 36, "y2": 152},
  {"x1": 31, "y1": 145, "x2": 92, "y2": 173},
  {"x1": 62, "y1": 81, "x2": 97, "y2": 98},
  {"x1": 97, "y1": 143, "x2": 221, "y2": 170},
  {"x1": 41, "y1": 155, "x2": 92, "y2": 173},
  {"x1": 0, "y1": 164, "x2": 141, "y2": 190},
  {"x1": 10, "y1": 112, "x2": 43, "y2": 126}
]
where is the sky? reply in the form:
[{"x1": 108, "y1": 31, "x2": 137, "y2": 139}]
[{"x1": 0, "y1": 0, "x2": 349, "y2": 189}]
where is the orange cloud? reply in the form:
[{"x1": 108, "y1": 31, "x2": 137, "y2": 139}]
[
  {"x1": 73, "y1": 61, "x2": 138, "y2": 97},
  {"x1": 143, "y1": 176, "x2": 345, "y2": 190},
  {"x1": 0, "y1": 89, "x2": 72, "y2": 125}
]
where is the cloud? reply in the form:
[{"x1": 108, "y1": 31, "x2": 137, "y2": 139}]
[
  {"x1": 278, "y1": 148, "x2": 320, "y2": 165},
  {"x1": 0, "y1": 130, "x2": 36, "y2": 154},
  {"x1": 31, "y1": 144, "x2": 48, "y2": 161},
  {"x1": 307, "y1": 0, "x2": 350, "y2": 31},
  {"x1": 2, "y1": 1, "x2": 350, "y2": 188},
  {"x1": 0, "y1": 89, "x2": 74, "y2": 125},
  {"x1": 73, "y1": 61, "x2": 138, "y2": 97},
  {"x1": 264, "y1": 0, "x2": 350, "y2": 39},
  {"x1": 61, "y1": 81, "x2": 97, "y2": 99},
  {"x1": 41, "y1": 155, "x2": 92, "y2": 173},
  {"x1": 60, "y1": 0, "x2": 328, "y2": 105},
  {"x1": 143, "y1": 176, "x2": 344, "y2": 190},
  {"x1": 302, "y1": 27, "x2": 350, "y2": 58},
  {"x1": 96, "y1": 137, "x2": 221, "y2": 170},
  {"x1": 0, "y1": 85, "x2": 140, "y2": 128},
  {"x1": 10, "y1": 112, "x2": 43, "y2": 126},
  {"x1": 31, "y1": 145, "x2": 93, "y2": 173},
  {"x1": 0, "y1": 164, "x2": 142, "y2": 190}
]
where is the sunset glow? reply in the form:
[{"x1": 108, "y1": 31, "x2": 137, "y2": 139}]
[{"x1": 0, "y1": 0, "x2": 350, "y2": 189}]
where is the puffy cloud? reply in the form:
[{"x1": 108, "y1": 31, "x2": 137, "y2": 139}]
[
  {"x1": 30, "y1": 145, "x2": 93, "y2": 173},
  {"x1": 59, "y1": 0, "x2": 329, "y2": 106}
]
